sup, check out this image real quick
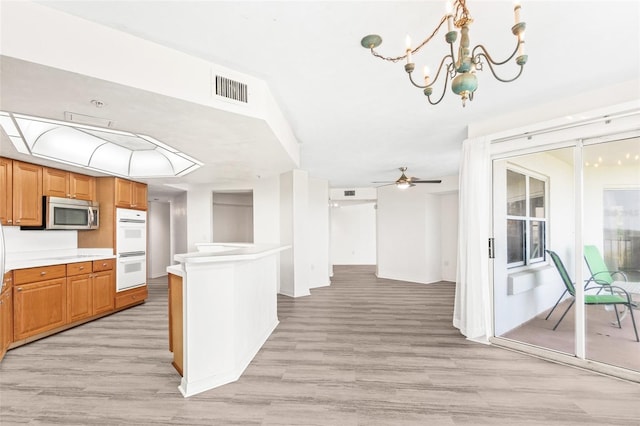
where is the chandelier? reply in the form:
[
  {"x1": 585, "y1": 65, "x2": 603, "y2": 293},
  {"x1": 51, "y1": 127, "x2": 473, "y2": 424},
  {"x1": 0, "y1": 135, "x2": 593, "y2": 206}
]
[{"x1": 360, "y1": 0, "x2": 527, "y2": 107}]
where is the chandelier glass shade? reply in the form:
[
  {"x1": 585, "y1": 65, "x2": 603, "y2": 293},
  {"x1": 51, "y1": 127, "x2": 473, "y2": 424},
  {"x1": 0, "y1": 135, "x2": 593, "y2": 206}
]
[{"x1": 361, "y1": 0, "x2": 527, "y2": 106}]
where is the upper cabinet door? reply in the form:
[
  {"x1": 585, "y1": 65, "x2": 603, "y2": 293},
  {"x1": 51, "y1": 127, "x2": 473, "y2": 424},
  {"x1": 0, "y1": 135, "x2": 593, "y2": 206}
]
[
  {"x1": 115, "y1": 178, "x2": 147, "y2": 210},
  {"x1": 44, "y1": 168, "x2": 96, "y2": 201},
  {"x1": 12, "y1": 161, "x2": 42, "y2": 226},
  {"x1": 0, "y1": 158, "x2": 13, "y2": 225},
  {"x1": 132, "y1": 182, "x2": 147, "y2": 210},
  {"x1": 69, "y1": 173, "x2": 95, "y2": 201},
  {"x1": 115, "y1": 178, "x2": 133, "y2": 208},
  {"x1": 43, "y1": 167, "x2": 69, "y2": 198}
]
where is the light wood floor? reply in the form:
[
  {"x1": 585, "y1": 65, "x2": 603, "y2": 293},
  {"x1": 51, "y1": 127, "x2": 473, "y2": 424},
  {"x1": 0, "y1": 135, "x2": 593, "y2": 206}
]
[{"x1": 1, "y1": 265, "x2": 639, "y2": 425}]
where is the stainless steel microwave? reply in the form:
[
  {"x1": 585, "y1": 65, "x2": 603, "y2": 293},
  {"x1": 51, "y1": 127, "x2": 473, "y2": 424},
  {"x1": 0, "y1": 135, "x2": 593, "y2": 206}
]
[{"x1": 45, "y1": 196, "x2": 99, "y2": 230}]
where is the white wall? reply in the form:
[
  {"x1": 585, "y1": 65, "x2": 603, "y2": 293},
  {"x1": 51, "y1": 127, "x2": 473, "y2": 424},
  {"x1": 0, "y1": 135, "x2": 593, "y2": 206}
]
[
  {"x1": 375, "y1": 175, "x2": 459, "y2": 284},
  {"x1": 279, "y1": 169, "x2": 311, "y2": 297},
  {"x1": 253, "y1": 175, "x2": 280, "y2": 244},
  {"x1": 308, "y1": 177, "x2": 330, "y2": 289},
  {"x1": 440, "y1": 193, "x2": 458, "y2": 282},
  {"x1": 212, "y1": 192, "x2": 254, "y2": 243},
  {"x1": 330, "y1": 202, "x2": 376, "y2": 265},
  {"x1": 186, "y1": 185, "x2": 214, "y2": 252},
  {"x1": 376, "y1": 186, "x2": 442, "y2": 284},
  {"x1": 3, "y1": 226, "x2": 77, "y2": 253},
  {"x1": 172, "y1": 191, "x2": 188, "y2": 258},
  {"x1": 148, "y1": 201, "x2": 171, "y2": 278}
]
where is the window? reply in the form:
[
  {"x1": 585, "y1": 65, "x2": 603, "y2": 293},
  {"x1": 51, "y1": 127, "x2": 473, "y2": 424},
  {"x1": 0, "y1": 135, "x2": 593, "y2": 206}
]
[
  {"x1": 506, "y1": 168, "x2": 548, "y2": 268},
  {"x1": 603, "y1": 189, "x2": 640, "y2": 281}
]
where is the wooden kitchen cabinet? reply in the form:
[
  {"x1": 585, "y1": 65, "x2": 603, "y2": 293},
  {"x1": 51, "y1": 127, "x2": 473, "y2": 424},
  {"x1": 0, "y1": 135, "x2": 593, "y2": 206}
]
[
  {"x1": 115, "y1": 285, "x2": 148, "y2": 310},
  {"x1": 67, "y1": 273, "x2": 92, "y2": 323},
  {"x1": 0, "y1": 272, "x2": 13, "y2": 361},
  {"x1": 43, "y1": 167, "x2": 96, "y2": 201},
  {"x1": 0, "y1": 158, "x2": 13, "y2": 225},
  {"x1": 92, "y1": 259, "x2": 115, "y2": 315},
  {"x1": 11, "y1": 160, "x2": 43, "y2": 226},
  {"x1": 115, "y1": 178, "x2": 147, "y2": 210},
  {"x1": 168, "y1": 273, "x2": 183, "y2": 376},
  {"x1": 66, "y1": 261, "x2": 93, "y2": 323},
  {"x1": 67, "y1": 260, "x2": 114, "y2": 322},
  {"x1": 13, "y1": 266, "x2": 67, "y2": 341}
]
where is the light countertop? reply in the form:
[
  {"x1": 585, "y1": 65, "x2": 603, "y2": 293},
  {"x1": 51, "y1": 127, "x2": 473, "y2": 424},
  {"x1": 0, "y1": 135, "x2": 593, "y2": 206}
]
[
  {"x1": 173, "y1": 244, "x2": 290, "y2": 265},
  {"x1": 5, "y1": 248, "x2": 115, "y2": 271}
]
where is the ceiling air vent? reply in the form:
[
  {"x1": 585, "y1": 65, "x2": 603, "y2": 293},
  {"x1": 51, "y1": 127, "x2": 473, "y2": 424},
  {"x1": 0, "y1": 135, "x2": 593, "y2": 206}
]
[
  {"x1": 344, "y1": 190, "x2": 356, "y2": 197},
  {"x1": 215, "y1": 75, "x2": 248, "y2": 103},
  {"x1": 64, "y1": 111, "x2": 114, "y2": 127}
]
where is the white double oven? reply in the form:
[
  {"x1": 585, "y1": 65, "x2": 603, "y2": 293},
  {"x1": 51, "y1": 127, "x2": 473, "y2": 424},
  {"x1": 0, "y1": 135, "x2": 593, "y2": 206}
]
[{"x1": 116, "y1": 208, "x2": 147, "y2": 292}]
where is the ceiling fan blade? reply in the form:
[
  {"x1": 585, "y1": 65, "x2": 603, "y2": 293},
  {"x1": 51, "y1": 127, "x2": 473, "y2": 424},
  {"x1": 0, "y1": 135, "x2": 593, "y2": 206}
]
[
  {"x1": 412, "y1": 179, "x2": 442, "y2": 184},
  {"x1": 375, "y1": 183, "x2": 395, "y2": 188}
]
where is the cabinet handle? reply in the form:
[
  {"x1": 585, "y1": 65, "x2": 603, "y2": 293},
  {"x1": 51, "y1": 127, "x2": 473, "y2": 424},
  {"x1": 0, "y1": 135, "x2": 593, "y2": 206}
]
[
  {"x1": 40, "y1": 271, "x2": 47, "y2": 276},
  {"x1": 79, "y1": 266, "x2": 85, "y2": 270},
  {"x1": 15, "y1": 220, "x2": 20, "y2": 223},
  {"x1": 102, "y1": 263, "x2": 107, "y2": 267},
  {"x1": 7, "y1": 220, "x2": 12, "y2": 224},
  {"x1": 66, "y1": 194, "x2": 71, "y2": 197},
  {"x1": 17, "y1": 287, "x2": 22, "y2": 292}
]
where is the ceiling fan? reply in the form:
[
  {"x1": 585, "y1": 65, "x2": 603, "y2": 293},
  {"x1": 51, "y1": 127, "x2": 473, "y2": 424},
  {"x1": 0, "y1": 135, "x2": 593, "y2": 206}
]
[{"x1": 373, "y1": 167, "x2": 442, "y2": 189}]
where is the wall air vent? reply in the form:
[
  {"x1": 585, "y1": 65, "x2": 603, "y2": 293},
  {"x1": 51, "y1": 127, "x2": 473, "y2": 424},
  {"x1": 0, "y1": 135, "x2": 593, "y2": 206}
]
[
  {"x1": 215, "y1": 75, "x2": 248, "y2": 103},
  {"x1": 344, "y1": 190, "x2": 356, "y2": 196}
]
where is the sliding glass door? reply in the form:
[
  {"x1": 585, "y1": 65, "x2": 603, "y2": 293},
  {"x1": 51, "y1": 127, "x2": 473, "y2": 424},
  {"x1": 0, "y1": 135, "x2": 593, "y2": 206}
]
[
  {"x1": 493, "y1": 147, "x2": 576, "y2": 355},
  {"x1": 583, "y1": 137, "x2": 640, "y2": 371},
  {"x1": 493, "y1": 137, "x2": 640, "y2": 373}
]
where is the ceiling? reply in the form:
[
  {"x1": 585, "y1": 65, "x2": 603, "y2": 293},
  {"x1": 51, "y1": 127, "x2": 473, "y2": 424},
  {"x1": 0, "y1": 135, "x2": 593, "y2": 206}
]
[{"x1": 1, "y1": 1, "x2": 639, "y2": 194}]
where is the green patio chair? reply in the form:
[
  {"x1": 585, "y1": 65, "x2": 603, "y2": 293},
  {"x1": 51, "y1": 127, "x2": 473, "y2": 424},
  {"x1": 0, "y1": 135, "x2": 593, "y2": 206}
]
[
  {"x1": 546, "y1": 249, "x2": 638, "y2": 342},
  {"x1": 584, "y1": 245, "x2": 640, "y2": 304}
]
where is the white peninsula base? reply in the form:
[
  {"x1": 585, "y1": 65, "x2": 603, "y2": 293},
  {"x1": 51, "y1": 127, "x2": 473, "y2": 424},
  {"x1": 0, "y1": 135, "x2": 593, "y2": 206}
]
[{"x1": 168, "y1": 244, "x2": 289, "y2": 397}]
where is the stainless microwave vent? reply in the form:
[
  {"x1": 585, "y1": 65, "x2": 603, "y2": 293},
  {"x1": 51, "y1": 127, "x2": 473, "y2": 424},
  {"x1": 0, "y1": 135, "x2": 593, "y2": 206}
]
[{"x1": 214, "y1": 75, "x2": 248, "y2": 103}]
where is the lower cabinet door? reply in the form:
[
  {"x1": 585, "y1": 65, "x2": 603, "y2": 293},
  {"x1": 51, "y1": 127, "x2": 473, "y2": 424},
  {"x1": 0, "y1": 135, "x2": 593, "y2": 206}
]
[
  {"x1": 14, "y1": 278, "x2": 67, "y2": 340},
  {"x1": 93, "y1": 270, "x2": 114, "y2": 315},
  {"x1": 67, "y1": 274, "x2": 92, "y2": 323},
  {"x1": 0, "y1": 288, "x2": 13, "y2": 361}
]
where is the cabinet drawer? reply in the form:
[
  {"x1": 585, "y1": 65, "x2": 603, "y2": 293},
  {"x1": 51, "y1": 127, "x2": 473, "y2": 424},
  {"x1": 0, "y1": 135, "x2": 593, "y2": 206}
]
[
  {"x1": 92, "y1": 258, "x2": 114, "y2": 272},
  {"x1": 14, "y1": 265, "x2": 66, "y2": 285},
  {"x1": 66, "y1": 262, "x2": 92, "y2": 276},
  {"x1": 115, "y1": 286, "x2": 147, "y2": 309}
]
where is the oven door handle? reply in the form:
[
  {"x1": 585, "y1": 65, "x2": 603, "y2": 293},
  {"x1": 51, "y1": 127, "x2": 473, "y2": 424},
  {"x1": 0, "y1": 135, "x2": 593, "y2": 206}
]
[
  {"x1": 119, "y1": 218, "x2": 146, "y2": 224},
  {"x1": 119, "y1": 251, "x2": 146, "y2": 258},
  {"x1": 119, "y1": 257, "x2": 146, "y2": 264}
]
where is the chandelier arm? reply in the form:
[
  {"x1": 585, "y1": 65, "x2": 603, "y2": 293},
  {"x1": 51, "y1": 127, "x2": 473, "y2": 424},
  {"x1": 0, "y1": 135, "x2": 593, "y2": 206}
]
[
  {"x1": 407, "y1": 54, "x2": 453, "y2": 89},
  {"x1": 475, "y1": 52, "x2": 525, "y2": 83},
  {"x1": 471, "y1": 42, "x2": 519, "y2": 67},
  {"x1": 426, "y1": 65, "x2": 451, "y2": 105}
]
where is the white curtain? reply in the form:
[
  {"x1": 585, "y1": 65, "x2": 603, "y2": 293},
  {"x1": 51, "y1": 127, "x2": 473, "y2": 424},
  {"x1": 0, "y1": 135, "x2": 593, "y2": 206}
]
[{"x1": 453, "y1": 137, "x2": 492, "y2": 339}]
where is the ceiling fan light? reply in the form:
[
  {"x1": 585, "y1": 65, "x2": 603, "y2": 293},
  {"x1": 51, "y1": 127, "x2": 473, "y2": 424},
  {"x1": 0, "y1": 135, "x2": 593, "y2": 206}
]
[{"x1": 396, "y1": 181, "x2": 411, "y2": 190}]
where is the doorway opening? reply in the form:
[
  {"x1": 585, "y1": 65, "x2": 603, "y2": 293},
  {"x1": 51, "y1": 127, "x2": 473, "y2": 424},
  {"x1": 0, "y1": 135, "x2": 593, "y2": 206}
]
[{"x1": 212, "y1": 191, "x2": 254, "y2": 243}]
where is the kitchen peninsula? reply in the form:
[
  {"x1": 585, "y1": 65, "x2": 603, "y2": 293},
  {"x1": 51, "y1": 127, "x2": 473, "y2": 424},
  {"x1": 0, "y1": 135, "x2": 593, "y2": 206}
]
[{"x1": 167, "y1": 243, "x2": 290, "y2": 397}]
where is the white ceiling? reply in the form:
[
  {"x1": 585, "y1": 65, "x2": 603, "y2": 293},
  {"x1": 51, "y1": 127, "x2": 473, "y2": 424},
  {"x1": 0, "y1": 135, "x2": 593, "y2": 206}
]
[{"x1": 1, "y1": 1, "x2": 639, "y2": 193}]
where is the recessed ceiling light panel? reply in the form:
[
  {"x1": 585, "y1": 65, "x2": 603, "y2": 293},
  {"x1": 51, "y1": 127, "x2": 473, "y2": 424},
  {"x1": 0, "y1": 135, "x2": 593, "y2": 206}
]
[{"x1": 0, "y1": 111, "x2": 202, "y2": 178}]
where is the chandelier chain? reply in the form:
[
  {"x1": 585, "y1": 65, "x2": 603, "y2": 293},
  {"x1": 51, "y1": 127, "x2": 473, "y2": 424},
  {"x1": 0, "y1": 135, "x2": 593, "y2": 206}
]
[
  {"x1": 369, "y1": 15, "x2": 448, "y2": 63},
  {"x1": 368, "y1": 0, "x2": 473, "y2": 64}
]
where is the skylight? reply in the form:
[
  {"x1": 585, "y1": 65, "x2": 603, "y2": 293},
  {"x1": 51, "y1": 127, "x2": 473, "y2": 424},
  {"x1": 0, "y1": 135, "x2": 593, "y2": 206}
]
[{"x1": 0, "y1": 111, "x2": 202, "y2": 178}]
